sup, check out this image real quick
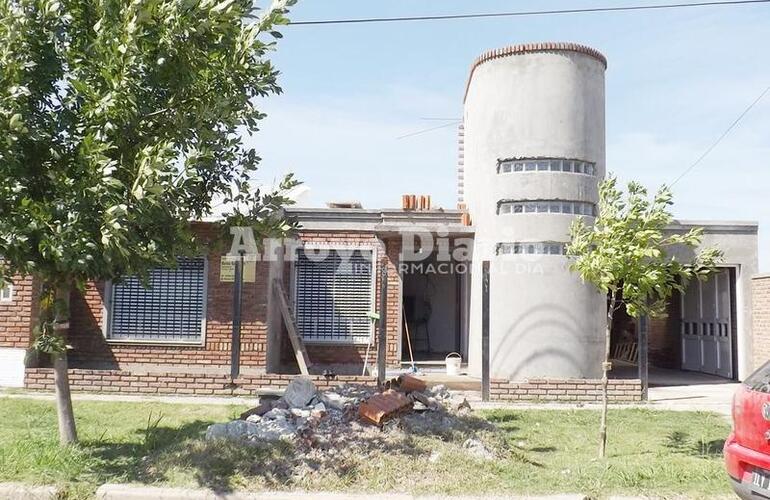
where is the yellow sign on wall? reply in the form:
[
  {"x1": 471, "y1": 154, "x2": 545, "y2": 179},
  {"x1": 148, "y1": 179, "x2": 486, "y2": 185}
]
[{"x1": 220, "y1": 256, "x2": 256, "y2": 283}]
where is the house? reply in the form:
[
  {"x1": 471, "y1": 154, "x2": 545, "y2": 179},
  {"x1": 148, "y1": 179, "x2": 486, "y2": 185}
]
[{"x1": 0, "y1": 43, "x2": 764, "y2": 401}]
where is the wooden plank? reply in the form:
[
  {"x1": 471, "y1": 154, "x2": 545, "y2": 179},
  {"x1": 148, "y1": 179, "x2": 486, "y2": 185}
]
[{"x1": 274, "y1": 280, "x2": 311, "y2": 375}]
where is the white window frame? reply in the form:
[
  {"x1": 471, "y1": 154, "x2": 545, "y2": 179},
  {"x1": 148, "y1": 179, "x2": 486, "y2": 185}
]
[
  {"x1": 102, "y1": 257, "x2": 208, "y2": 346},
  {"x1": 292, "y1": 243, "x2": 378, "y2": 345},
  {"x1": 0, "y1": 283, "x2": 13, "y2": 302},
  {"x1": 498, "y1": 158, "x2": 597, "y2": 176}
]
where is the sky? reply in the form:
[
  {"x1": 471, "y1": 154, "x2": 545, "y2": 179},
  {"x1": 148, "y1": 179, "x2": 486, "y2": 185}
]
[{"x1": 248, "y1": 0, "x2": 770, "y2": 271}]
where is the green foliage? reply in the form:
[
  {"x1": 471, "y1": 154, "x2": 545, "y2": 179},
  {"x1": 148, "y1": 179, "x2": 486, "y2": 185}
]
[
  {"x1": 0, "y1": 0, "x2": 298, "y2": 291},
  {"x1": 567, "y1": 176, "x2": 723, "y2": 318}
]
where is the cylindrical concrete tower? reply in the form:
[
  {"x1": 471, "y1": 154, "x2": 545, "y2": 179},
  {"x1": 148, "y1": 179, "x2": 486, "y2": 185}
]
[{"x1": 465, "y1": 43, "x2": 607, "y2": 380}]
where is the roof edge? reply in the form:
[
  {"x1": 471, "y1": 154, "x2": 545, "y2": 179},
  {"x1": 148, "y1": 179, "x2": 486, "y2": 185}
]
[{"x1": 463, "y1": 42, "x2": 607, "y2": 102}]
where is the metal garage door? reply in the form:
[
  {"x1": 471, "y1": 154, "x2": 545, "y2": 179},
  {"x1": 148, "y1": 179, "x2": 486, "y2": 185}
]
[{"x1": 681, "y1": 269, "x2": 733, "y2": 379}]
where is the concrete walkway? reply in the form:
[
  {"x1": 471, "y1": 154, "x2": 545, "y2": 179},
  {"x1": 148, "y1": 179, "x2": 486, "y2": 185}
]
[{"x1": 1, "y1": 380, "x2": 739, "y2": 417}]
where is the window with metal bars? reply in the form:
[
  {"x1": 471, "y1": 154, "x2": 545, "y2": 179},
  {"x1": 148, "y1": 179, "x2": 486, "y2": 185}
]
[
  {"x1": 107, "y1": 257, "x2": 207, "y2": 343},
  {"x1": 294, "y1": 248, "x2": 374, "y2": 343}
]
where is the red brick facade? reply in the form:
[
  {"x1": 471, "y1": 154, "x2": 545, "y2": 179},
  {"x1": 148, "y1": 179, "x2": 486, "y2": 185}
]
[
  {"x1": 490, "y1": 378, "x2": 642, "y2": 402},
  {"x1": 647, "y1": 292, "x2": 681, "y2": 369},
  {"x1": 2, "y1": 224, "x2": 405, "y2": 377},
  {"x1": 25, "y1": 368, "x2": 374, "y2": 396},
  {"x1": 0, "y1": 274, "x2": 38, "y2": 349},
  {"x1": 752, "y1": 275, "x2": 770, "y2": 371},
  {"x1": 66, "y1": 223, "x2": 270, "y2": 371}
]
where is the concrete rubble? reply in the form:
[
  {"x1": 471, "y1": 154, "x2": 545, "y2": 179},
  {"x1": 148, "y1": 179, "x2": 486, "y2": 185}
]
[{"x1": 204, "y1": 376, "x2": 496, "y2": 467}]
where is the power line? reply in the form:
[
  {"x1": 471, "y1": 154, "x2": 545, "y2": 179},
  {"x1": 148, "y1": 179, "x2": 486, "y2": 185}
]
[
  {"x1": 289, "y1": 0, "x2": 770, "y2": 26},
  {"x1": 396, "y1": 120, "x2": 461, "y2": 140},
  {"x1": 670, "y1": 83, "x2": 770, "y2": 186}
]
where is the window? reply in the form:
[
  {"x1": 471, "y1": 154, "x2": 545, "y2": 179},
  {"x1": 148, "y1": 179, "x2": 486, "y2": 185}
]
[
  {"x1": 294, "y1": 248, "x2": 374, "y2": 343},
  {"x1": 498, "y1": 200, "x2": 596, "y2": 216},
  {"x1": 107, "y1": 257, "x2": 207, "y2": 343},
  {"x1": 497, "y1": 242, "x2": 567, "y2": 255},
  {"x1": 0, "y1": 283, "x2": 12, "y2": 302},
  {"x1": 498, "y1": 158, "x2": 597, "y2": 176}
]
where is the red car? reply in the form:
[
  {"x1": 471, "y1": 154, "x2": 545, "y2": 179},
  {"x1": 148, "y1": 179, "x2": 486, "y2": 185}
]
[{"x1": 725, "y1": 361, "x2": 770, "y2": 499}]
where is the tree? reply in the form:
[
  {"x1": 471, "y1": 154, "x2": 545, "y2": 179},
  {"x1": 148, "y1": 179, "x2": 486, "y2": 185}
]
[
  {"x1": 0, "y1": 0, "x2": 298, "y2": 445},
  {"x1": 566, "y1": 176, "x2": 722, "y2": 458}
]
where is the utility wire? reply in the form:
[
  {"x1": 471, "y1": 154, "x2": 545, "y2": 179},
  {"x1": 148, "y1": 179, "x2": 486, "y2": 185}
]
[
  {"x1": 289, "y1": 0, "x2": 770, "y2": 26},
  {"x1": 397, "y1": 120, "x2": 461, "y2": 140},
  {"x1": 670, "y1": 83, "x2": 770, "y2": 186}
]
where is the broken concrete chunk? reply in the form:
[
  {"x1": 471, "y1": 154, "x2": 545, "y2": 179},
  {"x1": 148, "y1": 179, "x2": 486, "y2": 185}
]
[
  {"x1": 245, "y1": 414, "x2": 262, "y2": 423},
  {"x1": 320, "y1": 391, "x2": 351, "y2": 411},
  {"x1": 205, "y1": 420, "x2": 261, "y2": 441},
  {"x1": 290, "y1": 408, "x2": 311, "y2": 418},
  {"x1": 248, "y1": 418, "x2": 297, "y2": 442},
  {"x1": 263, "y1": 408, "x2": 291, "y2": 420},
  {"x1": 284, "y1": 377, "x2": 318, "y2": 408},
  {"x1": 462, "y1": 437, "x2": 495, "y2": 460},
  {"x1": 240, "y1": 402, "x2": 273, "y2": 420}
]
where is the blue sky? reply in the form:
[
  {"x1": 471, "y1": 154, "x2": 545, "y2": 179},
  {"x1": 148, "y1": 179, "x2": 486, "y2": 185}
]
[{"x1": 250, "y1": 0, "x2": 770, "y2": 271}]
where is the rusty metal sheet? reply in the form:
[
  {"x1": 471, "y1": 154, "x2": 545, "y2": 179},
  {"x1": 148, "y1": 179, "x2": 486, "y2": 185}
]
[{"x1": 358, "y1": 389, "x2": 412, "y2": 426}]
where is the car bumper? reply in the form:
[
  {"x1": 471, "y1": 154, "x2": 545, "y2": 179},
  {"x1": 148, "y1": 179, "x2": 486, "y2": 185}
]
[{"x1": 725, "y1": 432, "x2": 770, "y2": 499}]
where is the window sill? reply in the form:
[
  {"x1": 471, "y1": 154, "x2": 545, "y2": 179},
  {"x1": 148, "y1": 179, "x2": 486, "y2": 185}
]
[
  {"x1": 105, "y1": 339, "x2": 205, "y2": 347},
  {"x1": 303, "y1": 339, "x2": 371, "y2": 346}
]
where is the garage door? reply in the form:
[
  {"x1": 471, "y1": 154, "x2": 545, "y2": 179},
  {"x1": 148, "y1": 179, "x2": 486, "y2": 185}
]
[{"x1": 681, "y1": 269, "x2": 733, "y2": 379}]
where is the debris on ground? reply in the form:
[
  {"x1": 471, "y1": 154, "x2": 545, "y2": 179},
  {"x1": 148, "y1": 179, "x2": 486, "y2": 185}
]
[{"x1": 204, "y1": 374, "x2": 499, "y2": 466}]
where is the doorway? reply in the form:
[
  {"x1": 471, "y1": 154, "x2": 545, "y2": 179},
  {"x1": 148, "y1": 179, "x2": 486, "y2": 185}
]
[{"x1": 401, "y1": 252, "x2": 467, "y2": 363}]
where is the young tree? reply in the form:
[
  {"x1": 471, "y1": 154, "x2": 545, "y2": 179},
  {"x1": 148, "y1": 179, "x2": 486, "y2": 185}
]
[
  {"x1": 567, "y1": 176, "x2": 722, "y2": 458},
  {"x1": 0, "y1": 0, "x2": 298, "y2": 445}
]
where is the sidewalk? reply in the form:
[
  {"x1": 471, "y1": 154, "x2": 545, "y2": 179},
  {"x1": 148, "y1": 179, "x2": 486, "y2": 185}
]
[{"x1": 1, "y1": 383, "x2": 737, "y2": 416}]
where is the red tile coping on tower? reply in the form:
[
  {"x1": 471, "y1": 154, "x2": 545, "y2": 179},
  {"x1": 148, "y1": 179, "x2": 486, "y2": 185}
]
[{"x1": 464, "y1": 42, "x2": 608, "y2": 102}]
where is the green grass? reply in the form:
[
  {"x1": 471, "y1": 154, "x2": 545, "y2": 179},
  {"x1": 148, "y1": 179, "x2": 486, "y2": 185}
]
[{"x1": 0, "y1": 397, "x2": 732, "y2": 499}]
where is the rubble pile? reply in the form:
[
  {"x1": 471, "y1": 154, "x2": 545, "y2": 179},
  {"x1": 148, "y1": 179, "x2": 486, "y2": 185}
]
[{"x1": 205, "y1": 375, "x2": 495, "y2": 463}]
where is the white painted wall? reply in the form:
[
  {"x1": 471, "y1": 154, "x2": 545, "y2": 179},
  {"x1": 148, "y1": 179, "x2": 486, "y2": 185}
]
[
  {"x1": 464, "y1": 47, "x2": 607, "y2": 380},
  {"x1": 0, "y1": 348, "x2": 26, "y2": 387}
]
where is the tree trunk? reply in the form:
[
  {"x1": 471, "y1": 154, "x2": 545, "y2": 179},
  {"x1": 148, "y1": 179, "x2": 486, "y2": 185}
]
[
  {"x1": 38, "y1": 281, "x2": 78, "y2": 445},
  {"x1": 53, "y1": 351, "x2": 77, "y2": 445},
  {"x1": 599, "y1": 289, "x2": 618, "y2": 459}
]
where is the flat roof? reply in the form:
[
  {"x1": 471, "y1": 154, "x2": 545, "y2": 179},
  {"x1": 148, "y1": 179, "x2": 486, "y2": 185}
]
[
  {"x1": 286, "y1": 207, "x2": 474, "y2": 235},
  {"x1": 668, "y1": 219, "x2": 758, "y2": 235}
]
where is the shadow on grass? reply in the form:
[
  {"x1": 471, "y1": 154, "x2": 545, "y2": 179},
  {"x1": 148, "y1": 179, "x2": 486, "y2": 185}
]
[{"x1": 664, "y1": 430, "x2": 725, "y2": 458}]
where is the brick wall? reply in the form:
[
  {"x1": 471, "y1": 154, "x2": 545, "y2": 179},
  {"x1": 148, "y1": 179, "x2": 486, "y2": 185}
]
[
  {"x1": 490, "y1": 378, "x2": 642, "y2": 403},
  {"x1": 9, "y1": 226, "x2": 406, "y2": 374},
  {"x1": 67, "y1": 223, "x2": 269, "y2": 371},
  {"x1": 753, "y1": 275, "x2": 770, "y2": 370},
  {"x1": 25, "y1": 368, "x2": 375, "y2": 396},
  {"x1": 648, "y1": 291, "x2": 681, "y2": 369},
  {"x1": 24, "y1": 369, "x2": 641, "y2": 403},
  {"x1": 0, "y1": 274, "x2": 37, "y2": 348}
]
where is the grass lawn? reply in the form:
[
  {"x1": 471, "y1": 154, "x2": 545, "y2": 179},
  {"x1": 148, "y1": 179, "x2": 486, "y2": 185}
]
[{"x1": 0, "y1": 397, "x2": 732, "y2": 499}]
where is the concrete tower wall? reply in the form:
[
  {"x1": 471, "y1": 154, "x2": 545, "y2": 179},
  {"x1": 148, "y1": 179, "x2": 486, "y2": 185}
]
[{"x1": 464, "y1": 43, "x2": 607, "y2": 380}]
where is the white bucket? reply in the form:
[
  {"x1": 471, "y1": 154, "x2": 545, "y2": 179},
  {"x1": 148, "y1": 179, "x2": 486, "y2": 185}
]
[{"x1": 445, "y1": 352, "x2": 462, "y2": 376}]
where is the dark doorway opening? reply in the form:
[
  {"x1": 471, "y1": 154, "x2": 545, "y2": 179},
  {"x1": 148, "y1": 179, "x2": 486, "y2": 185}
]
[{"x1": 401, "y1": 252, "x2": 466, "y2": 363}]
